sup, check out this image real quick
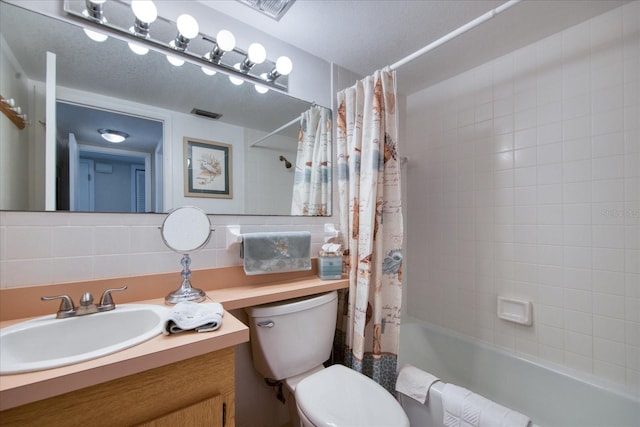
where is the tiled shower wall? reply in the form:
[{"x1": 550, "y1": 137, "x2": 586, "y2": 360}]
[{"x1": 405, "y1": 2, "x2": 639, "y2": 392}]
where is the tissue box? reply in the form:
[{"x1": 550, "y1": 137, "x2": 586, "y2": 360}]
[{"x1": 318, "y1": 255, "x2": 342, "y2": 280}]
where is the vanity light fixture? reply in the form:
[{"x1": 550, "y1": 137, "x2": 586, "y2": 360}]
[
  {"x1": 266, "y1": 56, "x2": 293, "y2": 81},
  {"x1": 66, "y1": 0, "x2": 292, "y2": 91},
  {"x1": 131, "y1": 0, "x2": 157, "y2": 38},
  {"x1": 83, "y1": 27, "x2": 108, "y2": 42},
  {"x1": 127, "y1": 0, "x2": 157, "y2": 54},
  {"x1": 82, "y1": 0, "x2": 108, "y2": 41},
  {"x1": 166, "y1": 54, "x2": 185, "y2": 67},
  {"x1": 170, "y1": 14, "x2": 199, "y2": 51},
  {"x1": 84, "y1": 0, "x2": 106, "y2": 22},
  {"x1": 128, "y1": 41, "x2": 149, "y2": 55},
  {"x1": 98, "y1": 129, "x2": 129, "y2": 143},
  {"x1": 203, "y1": 30, "x2": 236, "y2": 64},
  {"x1": 240, "y1": 42, "x2": 266, "y2": 72},
  {"x1": 229, "y1": 64, "x2": 245, "y2": 85}
]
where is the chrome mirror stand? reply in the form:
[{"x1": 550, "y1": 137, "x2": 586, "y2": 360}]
[{"x1": 165, "y1": 254, "x2": 206, "y2": 304}]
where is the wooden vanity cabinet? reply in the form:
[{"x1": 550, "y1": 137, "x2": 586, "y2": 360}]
[{"x1": 0, "y1": 347, "x2": 235, "y2": 427}]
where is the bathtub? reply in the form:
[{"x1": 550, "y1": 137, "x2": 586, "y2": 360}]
[{"x1": 398, "y1": 319, "x2": 640, "y2": 427}]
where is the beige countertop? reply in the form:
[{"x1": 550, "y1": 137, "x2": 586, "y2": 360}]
[{"x1": 0, "y1": 267, "x2": 348, "y2": 411}]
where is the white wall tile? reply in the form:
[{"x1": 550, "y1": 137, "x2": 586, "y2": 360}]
[
  {"x1": 563, "y1": 138, "x2": 592, "y2": 162},
  {"x1": 409, "y1": 5, "x2": 640, "y2": 385},
  {"x1": 405, "y1": 7, "x2": 637, "y2": 388},
  {"x1": 565, "y1": 309, "x2": 593, "y2": 335},
  {"x1": 594, "y1": 315, "x2": 626, "y2": 342},
  {"x1": 6, "y1": 227, "x2": 52, "y2": 260}
]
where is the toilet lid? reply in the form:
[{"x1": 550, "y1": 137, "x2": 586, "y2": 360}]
[{"x1": 295, "y1": 365, "x2": 409, "y2": 427}]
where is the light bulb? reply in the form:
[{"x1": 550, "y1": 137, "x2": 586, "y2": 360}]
[
  {"x1": 229, "y1": 64, "x2": 244, "y2": 85},
  {"x1": 201, "y1": 67, "x2": 216, "y2": 76},
  {"x1": 131, "y1": 0, "x2": 157, "y2": 23},
  {"x1": 128, "y1": 42, "x2": 149, "y2": 55},
  {"x1": 275, "y1": 56, "x2": 293, "y2": 75},
  {"x1": 247, "y1": 43, "x2": 266, "y2": 64},
  {"x1": 83, "y1": 28, "x2": 108, "y2": 42},
  {"x1": 102, "y1": 133, "x2": 126, "y2": 143},
  {"x1": 98, "y1": 129, "x2": 129, "y2": 143},
  {"x1": 176, "y1": 14, "x2": 199, "y2": 39},
  {"x1": 255, "y1": 84, "x2": 269, "y2": 94},
  {"x1": 216, "y1": 30, "x2": 235, "y2": 52},
  {"x1": 166, "y1": 55, "x2": 184, "y2": 66}
]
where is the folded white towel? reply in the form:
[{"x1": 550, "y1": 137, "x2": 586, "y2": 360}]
[
  {"x1": 395, "y1": 364, "x2": 440, "y2": 404},
  {"x1": 163, "y1": 301, "x2": 224, "y2": 335},
  {"x1": 442, "y1": 383, "x2": 531, "y2": 427}
]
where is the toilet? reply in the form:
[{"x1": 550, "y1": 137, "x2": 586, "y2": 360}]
[{"x1": 246, "y1": 291, "x2": 409, "y2": 427}]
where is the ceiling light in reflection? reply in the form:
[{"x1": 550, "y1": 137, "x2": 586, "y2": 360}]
[
  {"x1": 255, "y1": 84, "x2": 269, "y2": 94},
  {"x1": 229, "y1": 63, "x2": 244, "y2": 85},
  {"x1": 201, "y1": 67, "x2": 217, "y2": 76}
]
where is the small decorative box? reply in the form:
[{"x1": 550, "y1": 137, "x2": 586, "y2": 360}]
[{"x1": 318, "y1": 255, "x2": 342, "y2": 280}]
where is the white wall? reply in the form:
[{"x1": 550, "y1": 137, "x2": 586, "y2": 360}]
[
  {"x1": 244, "y1": 128, "x2": 297, "y2": 215},
  {"x1": 405, "y1": 2, "x2": 639, "y2": 394}
]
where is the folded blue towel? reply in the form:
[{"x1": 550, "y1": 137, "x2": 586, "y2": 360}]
[{"x1": 241, "y1": 231, "x2": 311, "y2": 275}]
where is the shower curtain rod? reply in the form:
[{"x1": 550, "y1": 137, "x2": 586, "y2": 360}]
[
  {"x1": 250, "y1": 115, "x2": 300, "y2": 147},
  {"x1": 388, "y1": 0, "x2": 522, "y2": 71}
]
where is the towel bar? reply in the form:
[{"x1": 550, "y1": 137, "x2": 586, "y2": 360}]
[{"x1": 225, "y1": 224, "x2": 340, "y2": 249}]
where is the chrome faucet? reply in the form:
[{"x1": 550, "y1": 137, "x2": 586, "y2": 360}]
[{"x1": 41, "y1": 286, "x2": 128, "y2": 319}]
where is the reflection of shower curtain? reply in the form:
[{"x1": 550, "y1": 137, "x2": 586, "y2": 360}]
[
  {"x1": 290, "y1": 106, "x2": 332, "y2": 216},
  {"x1": 335, "y1": 69, "x2": 403, "y2": 393}
]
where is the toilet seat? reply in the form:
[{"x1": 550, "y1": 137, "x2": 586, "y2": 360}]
[{"x1": 295, "y1": 364, "x2": 409, "y2": 427}]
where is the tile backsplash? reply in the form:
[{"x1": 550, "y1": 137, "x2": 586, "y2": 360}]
[
  {"x1": 0, "y1": 211, "x2": 330, "y2": 288},
  {"x1": 405, "y1": 2, "x2": 639, "y2": 392}
]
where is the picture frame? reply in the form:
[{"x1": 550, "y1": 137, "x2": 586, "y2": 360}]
[{"x1": 183, "y1": 137, "x2": 232, "y2": 199}]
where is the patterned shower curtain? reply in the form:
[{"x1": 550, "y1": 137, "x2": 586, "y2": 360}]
[
  {"x1": 290, "y1": 106, "x2": 332, "y2": 216},
  {"x1": 335, "y1": 69, "x2": 403, "y2": 393}
]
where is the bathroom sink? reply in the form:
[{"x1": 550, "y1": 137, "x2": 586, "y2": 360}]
[{"x1": 0, "y1": 304, "x2": 169, "y2": 374}]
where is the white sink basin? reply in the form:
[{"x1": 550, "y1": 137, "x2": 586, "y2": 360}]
[{"x1": 0, "y1": 304, "x2": 169, "y2": 374}]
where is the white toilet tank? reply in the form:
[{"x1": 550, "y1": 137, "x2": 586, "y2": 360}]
[{"x1": 246, "y1": 291, "x2": 338, "y2": 381}]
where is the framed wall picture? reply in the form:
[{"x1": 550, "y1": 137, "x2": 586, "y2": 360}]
[{"x1": 183, "y1": 137, "x2": 232, "y2": 199}]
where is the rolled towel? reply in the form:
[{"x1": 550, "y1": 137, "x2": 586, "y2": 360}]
[
  {"x1": 163, "y1": 301, "x2": 224, "y2": 335},
  {"x1": 395, "y1": 364, "x2": 440, "y2": 404}
]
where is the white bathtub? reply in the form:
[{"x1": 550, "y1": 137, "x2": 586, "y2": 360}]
[{"x1": 399, "y1": 319, "x2": 640, "y2": 427}]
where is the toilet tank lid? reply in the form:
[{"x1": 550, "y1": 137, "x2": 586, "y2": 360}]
[
  {"x1": 246, "y1": 291, "x2": 337, "y2": 318},
  {"x1": 295, "y1": 365, "x2": 409, "y2": 427}
]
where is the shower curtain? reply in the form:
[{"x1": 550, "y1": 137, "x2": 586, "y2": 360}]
[
  {"x1": 290, "y1": 106, "x2": 332, "y2": 216},
  {"x1": 335, "y1": 69, "x2": 403, "y2": 393}
]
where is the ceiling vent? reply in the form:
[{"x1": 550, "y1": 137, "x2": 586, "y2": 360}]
[
  {"x1": 191, "y1": 108, "x2": 222, "y2": 120},
  {"x1": 235, "y1": 0, "x2": 296, "y2": 21}
]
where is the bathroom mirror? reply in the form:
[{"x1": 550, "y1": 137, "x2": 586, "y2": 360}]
[
  {"x1": 0, "y1": 2, "x2": 332, "y2": 216},
  {"x1": 160, "y1": 206, "x2": 212, "y2": 304}
]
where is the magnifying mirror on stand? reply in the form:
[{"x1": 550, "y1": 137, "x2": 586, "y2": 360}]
[{"x1": 160, "y1": 206, "x2": 214, "y2": 304}]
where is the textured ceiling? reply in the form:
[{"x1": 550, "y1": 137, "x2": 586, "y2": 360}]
[{"x1": 199, "y1": 0, "x2": 631, "y2": 95}]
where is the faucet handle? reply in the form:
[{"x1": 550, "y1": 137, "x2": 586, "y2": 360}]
[
  {"x1": 98, "y1": 285, "x2": 128, "y2": 311},
  {"x1": 79, "y1": 292, "x2": 95, "y2": 307},
  {"x1": 41, "y1": 295, "x2": 75, "y2": 318}
]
